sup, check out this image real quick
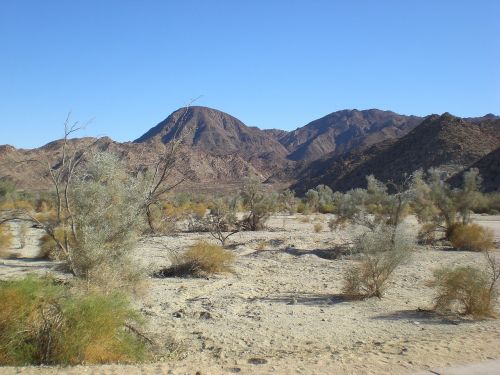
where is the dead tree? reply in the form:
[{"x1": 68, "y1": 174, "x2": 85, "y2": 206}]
[
  {"x1": 141, "y1": 102, "x2": 198, "y2": 233},
  {"x1": 1, "y1": 115, "x2": 96, "y2": 275}
]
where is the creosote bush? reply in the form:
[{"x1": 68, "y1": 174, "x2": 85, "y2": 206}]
[
  {"x1": 342, "y1": 224, "x2": 414, "y2": 299},
  {"x1": 449, "y1": 223, "x2": 494, "y2": 252},
  {"x1": 0, "y1": 275, "x2": 148, "y2": 365},
  {"x1": 429, "y1": 266, "x2": 495, "y2": 318},
  {"x1": 155, "y1": 241, "x2": 235, "y2": 278}
]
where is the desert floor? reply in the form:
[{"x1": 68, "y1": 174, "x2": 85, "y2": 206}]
[{"x1": 1, "y1": 215, "x2": 499, "y2": 375}]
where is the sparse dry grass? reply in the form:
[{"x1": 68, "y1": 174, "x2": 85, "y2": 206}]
[
  {"x1": 0, "y1": 225, "x2": 13, "y2": 258},
  {"x1": 429, "y1": 265, "x2": 496, "y2": 318},
  {"x1": 155, "y1": 241, "x2": 235, "y2": 278},
  {"x1": 449, "y1": 223, "x2": 494, "y2": 252},
  {"x1": 313, "y1": 223, "x2": 323, "y2": 233},
  {"x1": 256, "y1": 240, "x2": 267, "y2": 251}
]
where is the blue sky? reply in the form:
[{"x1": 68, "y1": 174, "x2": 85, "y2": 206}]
[{"x1": 1, "y1": 0, "x2": 499, "y2": 148}]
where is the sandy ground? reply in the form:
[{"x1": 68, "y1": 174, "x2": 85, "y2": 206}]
[{"x1": 0, "y1": 215, "x2": 499, "y2": 375}]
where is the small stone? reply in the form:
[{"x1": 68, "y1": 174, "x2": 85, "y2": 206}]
[
  {"x1": 199, "y1": 311, "x2": 212, "y2": 320},
  {"x1": 248, "y1": 358, "x2": 268, "y2": 365},
  {"x1": 172, "y1": 310, "x2": 184, "y2": 318}
]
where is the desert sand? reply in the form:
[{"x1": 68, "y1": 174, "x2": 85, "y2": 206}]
[{"x1": 1, "y1": 215, "x2": 499, "y2": 375}]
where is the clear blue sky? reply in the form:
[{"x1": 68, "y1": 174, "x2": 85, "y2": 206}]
[{"x1": 1, "y1": 0, "x2": 499, "y2": 148}]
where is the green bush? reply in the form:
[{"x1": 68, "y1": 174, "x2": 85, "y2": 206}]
[
  {"x1": 429, "y1": 266, "x2": 495, "y2": 318},
  {"x1": 0, "y1": 275, "x2": 147, "y2": 365}
]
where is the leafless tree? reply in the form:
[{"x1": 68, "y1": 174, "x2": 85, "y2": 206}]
[
  {"x1": 141, "y1": 100, "x2": 200, "y2": 233},
  {"x1": 204, "y1": 198, "x2": 241, "y2": 247}
]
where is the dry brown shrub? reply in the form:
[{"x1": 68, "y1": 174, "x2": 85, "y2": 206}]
[
  {"x1": 0, "y1": 225, "x2": 13, "y2": 258},
  {"x1": 155, "y1": 241, "x2": 235, "y2": 278},
  {"x1": 449, "y1": 223, "x2": 494, "y2": 252},
  {"x1": 256, "y1": 240, "x2": 267, "y2": 251},
  {"x1": 190, "y1": 202, "x2": 208, "y2": 219},
  {"x1": 429, "y1": 266, "x2": 495, "y2": 318},
  {"x1": 417, "y1": 223, "x2": 439, "y2": 245},
  {"x1": 38, "y1": 227, "x2": 73, "y2": 259},
  {"x1": 313, "y1": 223, "x2": 323, "y2": 233}
]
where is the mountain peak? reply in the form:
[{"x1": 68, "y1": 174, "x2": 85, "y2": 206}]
[{"x1": 134, "y1": 105, "x2": 289, "y2": 161}]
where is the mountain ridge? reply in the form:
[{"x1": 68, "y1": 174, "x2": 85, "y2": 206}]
[{"x1": 1, "y1": 107, "x2": 499, "y2": 193}]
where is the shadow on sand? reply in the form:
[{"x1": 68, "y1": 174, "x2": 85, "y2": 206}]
[
  {"x1": 372, "y1": 308, "x2": 472, "y2": 325},
  {"x1": 282, "y1": 246, "x2": 350, "y2": 260},
  {"x1": 256, "y1": 292, "x2": 348, "y2": 306}
]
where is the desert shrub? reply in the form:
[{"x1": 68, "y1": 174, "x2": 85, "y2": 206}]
[
  {"x1": 313, "y1": 223, "x2": 323, "y2": 233},
  {"x1": 300, "y1": 215, "x2": 311, "y2": 223},
  {"x1": 38, "y1": 226, "x2": 73, "y2": 259},
  {"x1": 305, "y1": 189, "x2": 320, "y2": 211},
  {"x1": 330, "y1": 175, "x2": 414, "y2": 231},
  {"x1": 304, "y1": 185, "x2": 334, "y2": 213},
  {"x1": 297, "y1": 203, "x2": 312, "y2": 215},
  {"x1": 319, "y1": 202, "x2": 335, "y2": 214},
  {"x1": 448, "y1": 223, "x2": 494, "y2": 251},
  {"x1": 155, "y1": 241, "x2": 235, "y2": 277},
  {"x1": 240, "y1": 176, "x2": 277, "y2": 231},
  {"x1": 417, "y1": 223, "x2": 440, "y2": 245},
  {"x1": 190, "y1": 202, "x2": 208, "y2": 219},
  {"x1": 0, "y1": 180, "x2": 16, "y2": 202},
  {"x1": 0, "y1": 225, "x2": 13, "y2": 258},
  {"x1": 147, "y1": 203, "x2": 178, "y2": 234},
  {"x1": 203, "y1": 198, "x2": 240, "y2": 247},
  {"x1": 68, "y1": 152, "x2": 146, "y2": 289},
  {"x1": 39, "y1": 233, "x2": 56, "y2": 259},
  {"x1": 278, "y1": 189, "x2": 297, "y2": 214},
  {"x1": 0, "y1": 275, "x2": 147, "y2": 365},
  {"x1": 413, "y1": 169, "x2": 485, "y2": 241},
  {"x1": 429, "y1": 266, "x2": 495, "y2": 318},
  {"x1": 342, "y1": 224, "x2": 414, "y2": 299}
]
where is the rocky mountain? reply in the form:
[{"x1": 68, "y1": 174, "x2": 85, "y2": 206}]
[
  {"x1": 448, "y1": 146, "x2": 500, "y2": 192},
  {"x1": 292, "y1": 114, "x2": 500, "y2": 192},
  {"x1": 1, "y1": 107, "x2": 498, "y2": 194},
  {"x1": 279, "y1": 109, "x2": 423, "y2": 162},
  {"x1": 134, "y1": 106, "x2": 290, "y2": 173},
  {"x1": 0, "y1": 136, "x2": 267, "y2": 193}
]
